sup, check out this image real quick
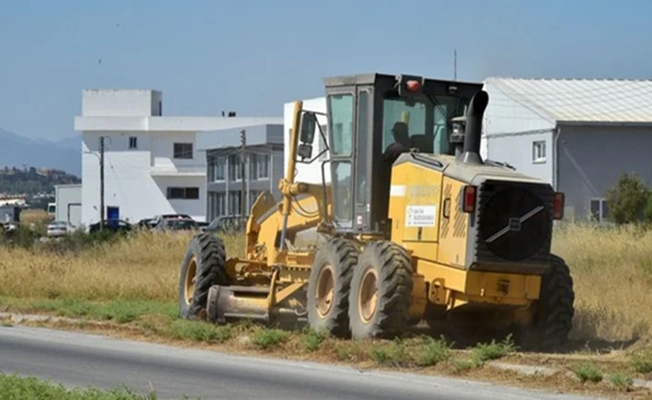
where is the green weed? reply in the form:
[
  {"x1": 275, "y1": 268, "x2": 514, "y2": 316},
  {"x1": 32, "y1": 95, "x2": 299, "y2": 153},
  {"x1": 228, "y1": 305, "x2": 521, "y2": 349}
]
[
  {"x1": 608, "y1": 373, "x2": 633, "y2": 391},
  {"x1": 250, "y1": 328, "x2": 289, "y2": 350},
  {"x1": 574, "y1": 362, "x2": 603, "y2": 383},
  {"x1": 300, "y1": 328, "x2": 328, "y2": 352},
  {"x1": 169, "y1": 320, "x2": 233, "y2": 343},
  {"x1": 470, "y1": 335, "x2": 516, "y2": 364},
  {"x1": 0, "y1": 373, "x2": 160, "y2": 400},
  {"x1": 416, "y1": 336, "x2": 451, "y2": 367}
]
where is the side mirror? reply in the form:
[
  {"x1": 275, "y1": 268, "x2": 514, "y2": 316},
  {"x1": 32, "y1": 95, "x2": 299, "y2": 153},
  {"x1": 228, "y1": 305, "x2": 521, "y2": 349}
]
[
  {"x1": 300, "y1": 112, "x2": 317, "y2": 144},
  {"x1": 298, "y1": 111, "x2": 317, "y2": 161}
]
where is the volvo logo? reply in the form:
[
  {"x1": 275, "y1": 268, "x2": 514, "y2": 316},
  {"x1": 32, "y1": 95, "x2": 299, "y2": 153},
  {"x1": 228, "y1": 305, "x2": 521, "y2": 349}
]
[{"x1": 486, "y1": 206, "x2": 544, "y2": 244}]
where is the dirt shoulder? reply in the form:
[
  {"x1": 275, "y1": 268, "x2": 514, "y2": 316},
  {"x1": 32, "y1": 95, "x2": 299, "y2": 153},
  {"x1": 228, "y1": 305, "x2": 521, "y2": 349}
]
[{"x1": 1, "y1": 310, "x2": 651, "y2": 400}]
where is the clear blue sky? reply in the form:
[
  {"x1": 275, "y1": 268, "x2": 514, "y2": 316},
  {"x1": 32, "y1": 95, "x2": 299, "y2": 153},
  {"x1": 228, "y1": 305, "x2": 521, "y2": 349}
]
[{"x1": 1, "y1": 0, "x2": 651, "y2": 141}]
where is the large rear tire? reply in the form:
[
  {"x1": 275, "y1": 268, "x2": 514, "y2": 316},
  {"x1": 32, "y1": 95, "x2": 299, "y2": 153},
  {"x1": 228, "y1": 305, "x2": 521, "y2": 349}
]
[
  {"x1": 348, "y1": 241, "x2": 413, "y2": 340},
  {"x1": 522, "y1": 254, "x2": 575, "y2": 352},
  {"x1": 178, "y1": 233, "x2": 230, "y2": 320},
  {"x1": 307, "y1": 238, "x2": 358, "y2": 337}
]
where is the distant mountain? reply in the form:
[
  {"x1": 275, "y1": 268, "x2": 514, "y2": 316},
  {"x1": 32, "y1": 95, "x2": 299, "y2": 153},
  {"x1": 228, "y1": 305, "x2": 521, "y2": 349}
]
[{"x1": 0, "y1": 128, "x2": 81, "y2": 177}]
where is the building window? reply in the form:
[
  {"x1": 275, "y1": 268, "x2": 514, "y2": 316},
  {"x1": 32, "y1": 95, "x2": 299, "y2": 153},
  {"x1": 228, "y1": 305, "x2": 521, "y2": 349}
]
[
  {"x1": 258, "y1": 154, "x2": 269, "y2": 179},
  {"x1": 208, "y1": 192, "x2": 227, "y2": 220},
  {"x1": 208, "y1": 156, "x2": 226, "y2": 182},
  {"x1": 590, "y1": 198, "x2": 609, "y2": 222},
  {"x1": 129, "y1": 137, "x2": 138, "y2": 149},
  {"x1": 250, "y1": 153, "x2": 269, "y2": 180},
  {"x1": 229, "y1": 154, "x2": 242, "y2": 181},
  {"x1": 532, "y1": 140, "x2": 546, "y2": 163},
  {"x1": 217, "y1": 192, "x2": 226, "y2": 216},
  {"x1": 229, "y1": 191, "x2": 243, "y2": 215},
  {"x1": 167, "y1": 187, "x2": 199, "y2": 200},
  {"x1": 215, "y1": 156, "x2": 225, "y2": 181},
  {"x1": 173, "y1": 143, "x2": 193, "y2": 159}
]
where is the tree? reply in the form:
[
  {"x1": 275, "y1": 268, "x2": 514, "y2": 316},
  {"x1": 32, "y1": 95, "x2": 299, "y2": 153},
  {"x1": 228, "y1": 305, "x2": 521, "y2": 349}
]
[{"x1": 605, "y1": 172, "x2": 648, "y2": 225}]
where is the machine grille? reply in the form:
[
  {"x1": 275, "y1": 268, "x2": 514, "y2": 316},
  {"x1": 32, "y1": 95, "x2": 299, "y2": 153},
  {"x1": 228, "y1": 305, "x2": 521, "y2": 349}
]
[{"x1": 475, "y1": 180, "x2": 554, "y2": 263}]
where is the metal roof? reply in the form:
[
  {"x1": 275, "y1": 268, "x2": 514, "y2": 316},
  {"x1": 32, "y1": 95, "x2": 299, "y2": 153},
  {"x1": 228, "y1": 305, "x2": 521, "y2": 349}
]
[
  {"x1": 323, "y1": 72, "x2": 482, "y2": 88},
  {"x1": 484, "y1": 77, "x2": 652, "y2": 124}
]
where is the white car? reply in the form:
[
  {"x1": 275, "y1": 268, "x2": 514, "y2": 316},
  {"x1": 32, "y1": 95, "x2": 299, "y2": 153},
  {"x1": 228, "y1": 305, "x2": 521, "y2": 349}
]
[{"x1": 47, "y1": 221, "x2": 68, "y2": 237}]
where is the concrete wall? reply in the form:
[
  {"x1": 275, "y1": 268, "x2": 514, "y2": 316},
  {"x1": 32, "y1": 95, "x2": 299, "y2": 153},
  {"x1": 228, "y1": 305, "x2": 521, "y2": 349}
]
[
  {"x1": 484, "y1": 130, "x2": 555, "y2": 185},
  {"x1": 150, "y1": 131, "x2": 206, "y2": 173},
  {"x1": 82, "y1": 89, "x2": 162, "y2": 117},
  {"x1": 55, "y1": 184, "x2": 82, "y2": 228},
  {"x1": 557, "y1": 124, "x2": 652, "y2": 221}
]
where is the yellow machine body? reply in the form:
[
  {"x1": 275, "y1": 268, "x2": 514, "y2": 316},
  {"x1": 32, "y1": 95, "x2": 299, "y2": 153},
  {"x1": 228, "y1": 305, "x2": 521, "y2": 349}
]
[
  {"x1": 179, "y1": 72, "x2": 574, "y2": 351},
  {"x1": 386, "y1": 155, "x2": 548, "y2": 326}
]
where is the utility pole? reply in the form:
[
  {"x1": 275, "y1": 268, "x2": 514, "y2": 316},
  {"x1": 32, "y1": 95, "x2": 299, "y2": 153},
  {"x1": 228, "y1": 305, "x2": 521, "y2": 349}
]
[
  {"x1": 240, "y1": 129, "x2": 247, "y2": 218},
  {"x1": 453, "y1": 49, "x2": 457, "y2": 81},
  {"x1": 99, "y1": 136, "x2": 105, "y2": 231}
]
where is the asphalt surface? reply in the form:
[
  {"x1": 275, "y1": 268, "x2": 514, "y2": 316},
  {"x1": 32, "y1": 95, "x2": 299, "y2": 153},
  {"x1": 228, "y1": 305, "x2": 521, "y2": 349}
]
[{"x1": 0, "y1": 325, "x2": 603, "y2": 400}]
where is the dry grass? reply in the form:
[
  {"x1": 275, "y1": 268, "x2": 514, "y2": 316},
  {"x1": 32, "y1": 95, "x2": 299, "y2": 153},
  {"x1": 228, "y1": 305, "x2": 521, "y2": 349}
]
[
  {"x1": 19, "y1": 209, "x2": 51, "y2": 225},
  {"x1": 552, "y1": 223, "x2": 652, "y2": 343},
  {"x1": 0, "y1": 231, "x2": 244, "y2": 302},
  {"x1": 0, "y1": 222, "x2": 651, "y2": 345}
]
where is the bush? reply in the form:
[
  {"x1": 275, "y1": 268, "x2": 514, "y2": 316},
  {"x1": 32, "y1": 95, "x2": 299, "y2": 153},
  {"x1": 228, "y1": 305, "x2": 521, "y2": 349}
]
[
  {"x1": 644, "y1": 194, "x2": 652, "y2": 224},
  {"x1": 1, "y1": 224, "x2": 129, "y2": 254},
  {"x1": 606, "y1": 172, "x2": 648, "y2": 225}
]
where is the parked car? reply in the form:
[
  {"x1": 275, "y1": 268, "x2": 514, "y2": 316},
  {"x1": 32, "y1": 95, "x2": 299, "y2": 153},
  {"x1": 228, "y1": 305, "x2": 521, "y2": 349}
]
[
  {"x1": 151, "y1": 214, "x2": 192, "y2": 226},
  {"x1": 88, "y1": 219, "x2": 132, "y2": 234},
  {"x1": 136, "y1": 218, "x2": 157, "y2": 230},
  {"x1": 154, "y1": 217, "x2": 199, "y2": 231},
  {"x1": 47, "y1": 220, "x2": 69, "y2": 237}
]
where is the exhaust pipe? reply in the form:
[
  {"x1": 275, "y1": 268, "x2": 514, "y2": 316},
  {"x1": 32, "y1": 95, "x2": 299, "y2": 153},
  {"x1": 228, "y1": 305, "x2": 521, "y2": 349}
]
[{"x1": 458, "y1": 90, "x2": 489, "y2": 165}]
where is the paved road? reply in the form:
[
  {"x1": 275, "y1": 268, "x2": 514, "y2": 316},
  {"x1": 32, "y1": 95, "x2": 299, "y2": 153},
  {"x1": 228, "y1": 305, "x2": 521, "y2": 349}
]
[{"x1": 0, "y1": 325, "x2": 601, "y2": 400}]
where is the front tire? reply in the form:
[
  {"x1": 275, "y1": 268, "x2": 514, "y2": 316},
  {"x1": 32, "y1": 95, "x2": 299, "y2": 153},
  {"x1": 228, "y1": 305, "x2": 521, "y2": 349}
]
[
  {"x1": 178, "y1": 233, "x2": 230, "y2": 320},
  {"x1": 307, "y1": 238, "x2": 358, "y2": 337},
  {"x1": 348, "y1": 241, "x2": 413, "y2": 340}
]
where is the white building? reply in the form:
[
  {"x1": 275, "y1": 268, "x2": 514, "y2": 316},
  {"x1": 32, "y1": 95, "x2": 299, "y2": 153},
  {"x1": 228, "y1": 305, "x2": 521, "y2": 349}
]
[
  {"x1": 283, "y1": 97, "x2": 331, "y2": 184},
  {"x1": 74, "y1": 89, "x2": 281, "y2": 225}
]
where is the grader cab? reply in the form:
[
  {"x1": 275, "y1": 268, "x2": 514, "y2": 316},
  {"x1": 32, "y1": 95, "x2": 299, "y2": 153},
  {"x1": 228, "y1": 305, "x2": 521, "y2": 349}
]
[{"x1": 178, "y1": 73, "x2": 575, "y2": 352}]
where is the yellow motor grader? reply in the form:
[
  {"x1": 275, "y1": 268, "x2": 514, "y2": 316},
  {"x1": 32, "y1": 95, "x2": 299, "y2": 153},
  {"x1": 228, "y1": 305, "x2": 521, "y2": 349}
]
[{"x1": 178, "y1": 73, "x2": 575, "y2": 352}]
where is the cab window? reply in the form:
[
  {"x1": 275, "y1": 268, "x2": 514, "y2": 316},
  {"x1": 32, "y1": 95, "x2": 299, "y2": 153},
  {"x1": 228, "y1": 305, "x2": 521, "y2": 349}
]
[
  {"x1": 328, "y1": 94, "x2": 354, "y2": 157},
  {"x1": 381, "y1": 95, "x2": 468, "y2": 156}
]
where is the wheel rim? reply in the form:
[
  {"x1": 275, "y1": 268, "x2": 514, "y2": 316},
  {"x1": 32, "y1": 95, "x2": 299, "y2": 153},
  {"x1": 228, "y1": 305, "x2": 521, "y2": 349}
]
[
  {"x1": 358, "y1": 267, "x2": 378, "y2": 323},
  {"x1": 184, "y1": 257, "x2": 197, "y2": 305},
  {"x1": 316, "y1": 264, "x2": 335, "y2": 317}
]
